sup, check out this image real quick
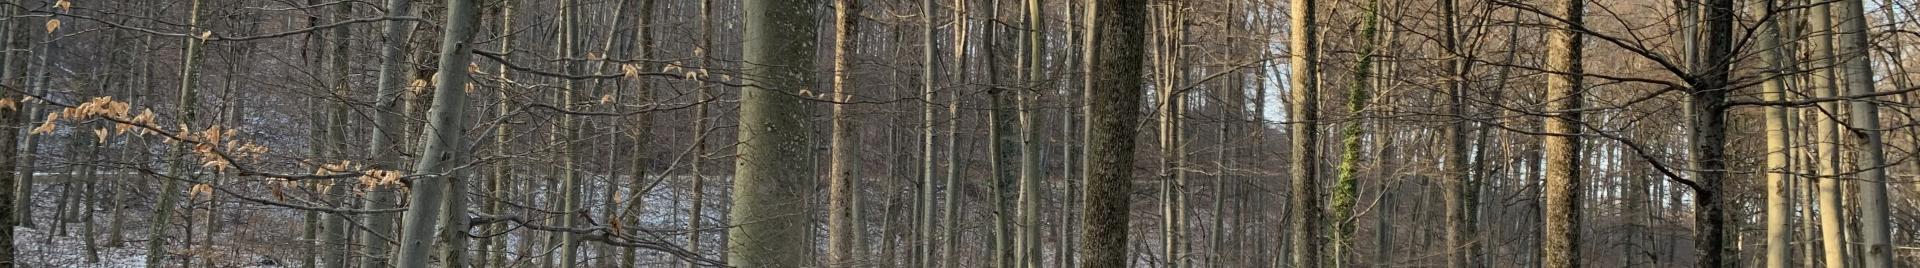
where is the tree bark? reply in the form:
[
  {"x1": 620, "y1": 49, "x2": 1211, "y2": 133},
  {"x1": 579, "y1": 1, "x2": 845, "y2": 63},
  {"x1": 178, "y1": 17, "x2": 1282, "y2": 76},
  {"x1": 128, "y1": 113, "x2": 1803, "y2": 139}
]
[
  {"x1": 727, "y1": 0, "x2": 821, "y2": 266},
  {"x1": 391, "y1": 0, "x2": 480, "y2": 265},
  {"x1": 827, "y1": 0, "x2": 862, "y2": 266},
  {"x1": 1836, "y1": 0, "x2": 1893, "y2": 266},
  {"x1": 1017, "y1": 0, "x2": 1045, "y2": 266},
  {"x1": 1542, "y1": 0, "x2": 1583, "y2": 266},
  {"x1": 319, "y1": 2, "x2": 354, "y2": 267},
  {"x1": 1691, "y1": 0, "x2": 1736, "y2": 266},
  {"x1": 1752, "y1": 0, "x2": 1794, "y2": 266},
  {"x1": 1286, "y1": 0, "x2": 1323, "y2": 266},
  {"x1": 1807, "y1": 1, "x2": 1848, "y2": 267},
  {"x1": 1081, "y1": 0, "x2": 1144, "y2": 267},
  {"x1": 1330, "y1": 0, "x2": 1378, "y2": 265},
  {"x1": 144, "y1": 0, "x2": 202, "y2": 265}
]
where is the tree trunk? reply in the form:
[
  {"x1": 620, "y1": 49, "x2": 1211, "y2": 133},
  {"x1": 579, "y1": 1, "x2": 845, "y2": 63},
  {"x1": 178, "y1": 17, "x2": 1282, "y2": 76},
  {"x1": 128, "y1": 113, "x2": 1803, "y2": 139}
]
[
  {"x1": 1155, "y1": 3, "x2": 1187, "y2": 266},
  {"x1": 1835, "y1": 0, "x2": 1893, "y2": 265},
  {"x1": 827, "y1": 0, "x2": 862, "y2": 266},
  {"x1": 1752, "y1": 0, "x2": 1794, "y2": 266},
  {"x1": 1082, "y1": 0, "x2": 1145, "y2": 266},
  {"x1": 1691, "y1": 0, "x2": 1736, "y2": 266},
  {"x1": 319, "y1": 2, "x2": 354, "y2": 267},
  {"x1": 727, "y1": 0, "x2": 821, "y2": 266},
  {"x1": 1286, "y1": 0, "x2": 1323, "y2": 266},
  {"x1": 1330, "y1": 0, "x2": 1378, "y2": 265},
  {"x1": 391, "y1": 0, "x2": 480, "y2": 264},
  {"x1": 1807, "y1": 1, "x2": 1847, "y2": 267},
  {"x1": 144, "y1": 0, "x2": 203, "y2": 265},
  {"x1": 1542, "y1": 0, "x2": 1584, "y2": 266},
  {"x1": 1017, "y1": 0, "x2": 1045, "y2": 266},
  {"x1": 485, "y1": 1, "x2": 518, "y2": 267},
  {"x1": 941, "y1": 1, "x2": 969, "y2": 267},
  {"x1": 985, "y1": 0, "x2": 1020, "y2": 266},
  {"x1": 918, "y1": 0, "x2": 940, "y2": 266}
]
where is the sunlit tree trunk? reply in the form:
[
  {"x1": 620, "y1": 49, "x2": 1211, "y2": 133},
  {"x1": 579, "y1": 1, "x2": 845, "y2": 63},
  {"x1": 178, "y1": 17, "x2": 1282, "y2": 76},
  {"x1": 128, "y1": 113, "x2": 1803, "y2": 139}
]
[
  {"x1": 1807, "y1": 1, "x2": 1847, "y2": 267},
  {"x1": 1751, "y1": 0, "x2": 1794, "y2": 266},
  {"x1": 1541, "y1": 0, "x2": 1583, "y2": 266},
  {"x1": 1835, "y1": 0, "x2": 1893, "y2": 266},
  {"x1": 1286, "y1": 0, "x2": 1322, "y2": 266},
  {"x1": 827, "y1": 0, "x2": 862, "y2": 266}
]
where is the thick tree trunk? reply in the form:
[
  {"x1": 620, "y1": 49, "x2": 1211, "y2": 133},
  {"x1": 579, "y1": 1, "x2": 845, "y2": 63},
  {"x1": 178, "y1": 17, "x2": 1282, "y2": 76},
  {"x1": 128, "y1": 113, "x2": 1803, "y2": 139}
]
[
  {"x1": 1542, "y1": 0, "x2": 1583, "y2": 266},
  {"x1": 1081, "y1": 0, "x2": 1145, "y2": 267},
  {"x1": 1691, "y1": 0, "x2": 1736, "y2": 266},
  {"x1": 1836, "y1": 0, "x2": 1894, "y2": 266},
  {"x1": 726, "y1": 0, "x2": 821, "y2": 266},
  {"x1": 359, "y1": 0, "x2": 416, "y2": 266}
]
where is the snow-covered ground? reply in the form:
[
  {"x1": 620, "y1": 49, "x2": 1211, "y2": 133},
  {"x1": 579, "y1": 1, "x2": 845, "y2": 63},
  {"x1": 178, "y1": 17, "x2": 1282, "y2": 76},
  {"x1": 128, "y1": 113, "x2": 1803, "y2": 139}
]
[{"x1": 17, "y1": 227, "x2": 158, "y2": 268}]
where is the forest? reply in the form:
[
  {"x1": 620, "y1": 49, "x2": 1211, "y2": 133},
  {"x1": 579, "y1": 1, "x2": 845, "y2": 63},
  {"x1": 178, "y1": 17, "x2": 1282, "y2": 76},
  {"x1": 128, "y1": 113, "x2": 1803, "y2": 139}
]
[{"x1": 0, "y1": 0, "x2": 1914, "y2": 267}]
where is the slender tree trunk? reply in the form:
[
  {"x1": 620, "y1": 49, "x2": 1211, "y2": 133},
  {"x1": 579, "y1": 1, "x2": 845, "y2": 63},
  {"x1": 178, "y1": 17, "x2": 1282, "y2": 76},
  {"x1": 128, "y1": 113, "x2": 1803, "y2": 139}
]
[
  {"x1": 679, "y1": 1, "x2": 705, "y2": 266},
  {"x1": 319, "y1": 2, "x2": 355, "y2": 267},
  {"x1": 941, "y1": 1, "x2": 969, "y2": 267},
  {"x1": 144, "y1": 0, "x2": 203, "y2": 265},
  {"x1": 1082, "y1": 0, "x2": 1145, "y2": 266},
  {"x1": 486, "y1": 1, "x2": 518, "y2": 266},
  {"x1": 1155, "y1": 3, "x2": 1187, "y2": 266},
  {"x1": 727, "y1": 0, "x2": 821, "y2": 266},
  {"x1": 1286, "y1": 0, "x2": 1322, "y2": 266},
  {"x1": 984, "y1": 0, "x2": 1021, "y2": 266},
  {"x1": 1752, "y1": 0, "x2": 1794, "y2": 266},
  {"x1": 918, "y1": 0, "x2": 940, "y2": 266},
  {"x1": 827, "y1": 0, "x2": 863, "y2": 266},
  {"x1": 1542, "y1": 0, "x2": 1584, "y2": 266},
  {"x1": 553, "y1": 0, "x2": 586, "y2": 265},
  {"x1": 1808, "y1": 1, "x2": 1847, "y2": 267},
  {"x1": 360, "y1": 0, "x2": 416, "y2": 266},
  {"x1": 1330, "y1": 0, "x2": 1378, "y2": 265},
  {"x1": 392, "y1": 0, "x2": 480, "y2": 265},
  {"x1": 1017, "y1": 0, "x2": 1045, "y2": 266},
  {"x1": 297, "y1": 1, "x2": 324, "y2": 265},
  {"x1": 1438, "y1": 0, "x2": 1478, "y2": 266}
]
